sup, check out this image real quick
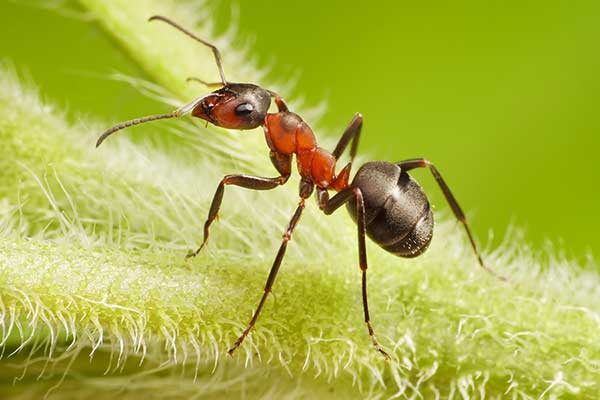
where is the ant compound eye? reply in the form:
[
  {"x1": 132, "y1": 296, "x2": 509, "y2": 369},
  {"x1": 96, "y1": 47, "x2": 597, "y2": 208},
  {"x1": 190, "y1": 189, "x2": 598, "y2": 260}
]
[{"x1": 235, "y1": 103, "x2": 254, "y2": 116}]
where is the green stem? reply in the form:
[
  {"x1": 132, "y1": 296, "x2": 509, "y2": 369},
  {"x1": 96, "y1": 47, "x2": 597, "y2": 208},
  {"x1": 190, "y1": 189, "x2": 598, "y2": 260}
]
[{"x1": 0, "y1": 1, "x2": 599, "y2": 398}]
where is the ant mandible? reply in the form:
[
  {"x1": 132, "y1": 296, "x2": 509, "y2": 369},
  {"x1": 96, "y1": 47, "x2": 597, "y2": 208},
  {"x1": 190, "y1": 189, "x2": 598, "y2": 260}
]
[{"x1": 97, "y1": 15, "x2": 505, "y2": 359}]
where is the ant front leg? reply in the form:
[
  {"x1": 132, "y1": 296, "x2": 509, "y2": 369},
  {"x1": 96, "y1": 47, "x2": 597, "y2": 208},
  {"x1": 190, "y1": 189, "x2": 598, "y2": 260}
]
[
  {"x1": 318, "y1": 187, "x2": 391, "y2": 359},
  {"x1": 187, "y1": 152, "x2": 291, "y2": 258},
  {"x1": 396, "y1": 159, "x2": 507, "y2": 281},
  {"x1": 228, "y1": 179, "x2": 314, "y2": 355},
  {"x1": 266, "y1": 90, "x2": 289, "y2": 113}
]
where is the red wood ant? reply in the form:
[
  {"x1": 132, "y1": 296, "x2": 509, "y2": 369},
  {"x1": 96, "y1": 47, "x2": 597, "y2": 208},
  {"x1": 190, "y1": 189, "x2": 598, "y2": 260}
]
[{"x1": 97, "y1": 15, "x2": 505, "y2": 359}]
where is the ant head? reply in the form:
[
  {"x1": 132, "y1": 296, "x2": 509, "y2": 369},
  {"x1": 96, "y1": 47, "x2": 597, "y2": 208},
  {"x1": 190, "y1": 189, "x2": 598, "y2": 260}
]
[{"x1": 191, "y1": 83, "x2": 272, "y2": 129}]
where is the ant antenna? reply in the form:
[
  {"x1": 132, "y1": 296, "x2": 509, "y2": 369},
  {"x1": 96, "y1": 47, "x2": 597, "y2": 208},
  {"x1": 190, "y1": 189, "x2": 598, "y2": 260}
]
[
  {"x1": 96, "y1": 113, "x2": 175, "y2": 147},
  {"x1": 149, "y1": 15, "x2": 227, "y2": 86},
  {"x1": 96, "y1": 94, "x2": 216, "y2": 147},
  {"x1": 186, "y1": 77, "x2": 223, "y2": 88}
]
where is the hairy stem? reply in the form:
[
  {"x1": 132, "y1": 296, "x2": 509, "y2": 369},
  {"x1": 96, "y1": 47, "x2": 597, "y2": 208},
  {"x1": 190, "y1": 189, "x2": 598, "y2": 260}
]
[{"x1": 0, "y1": 1, "x2": 599, "y2": 398}]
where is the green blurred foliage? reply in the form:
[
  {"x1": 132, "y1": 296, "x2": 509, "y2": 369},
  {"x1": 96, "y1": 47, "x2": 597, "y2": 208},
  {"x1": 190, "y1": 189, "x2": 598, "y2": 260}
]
[{"x1": 1, "y1": 0, "x2": 599, "y2": 260}]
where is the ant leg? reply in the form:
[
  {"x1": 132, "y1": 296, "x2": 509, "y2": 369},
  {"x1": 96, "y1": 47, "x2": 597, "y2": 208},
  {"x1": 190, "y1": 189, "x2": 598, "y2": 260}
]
[
  {"x1": 187, "y1": 152, "x2": 291, "y2": 258},
  {"x1": 317, "y1": 187, "x2": 351, "y2": 213},
  {"x1": 187, "y1": 176, "x2": 288, "y2": 258},
  {"x1": 326, "y1": 113, "x2": 363, "y2": 190},
  {"x1": 397, "y1": 158, "x2": 507, "y2": 281},
  {"x1": 332, "y1": 113, "x2": 363, "y2": 165},
  {"x1": 318, "y1": 187, "x2": 390, "y2": 359},
  {"x1": 149, "y1": 15, "x2": 227, "y2": 85},
  {"x1": 228, "y1": 179, "x2": 314, "y2": 355},
  {"x1": 266, "y1": 90, "x2": 289, "y2": 112}
]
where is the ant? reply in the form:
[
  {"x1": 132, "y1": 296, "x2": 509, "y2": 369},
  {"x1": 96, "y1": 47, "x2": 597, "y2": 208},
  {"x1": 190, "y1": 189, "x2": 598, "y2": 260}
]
[{"x1": 97, "y1": 15, "x2": 505, "y2": 359}]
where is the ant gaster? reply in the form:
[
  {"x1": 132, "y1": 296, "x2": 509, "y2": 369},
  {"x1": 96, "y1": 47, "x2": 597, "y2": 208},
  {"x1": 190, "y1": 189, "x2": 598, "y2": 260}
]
[{"x1": 97, "y1": 15, "x2": 505, "y2": 360}]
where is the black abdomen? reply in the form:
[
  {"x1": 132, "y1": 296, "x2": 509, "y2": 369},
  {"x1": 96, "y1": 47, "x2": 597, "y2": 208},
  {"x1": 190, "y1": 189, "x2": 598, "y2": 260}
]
[{"x1": 346, "y1": 161, "x2": 434, "y2": 258}]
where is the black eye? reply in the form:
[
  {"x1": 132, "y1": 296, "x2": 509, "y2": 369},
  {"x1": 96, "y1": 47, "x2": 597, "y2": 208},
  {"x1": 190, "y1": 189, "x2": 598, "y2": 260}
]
[{"x1": 235, "y1": 103, "x2": 254, "y2": 115}]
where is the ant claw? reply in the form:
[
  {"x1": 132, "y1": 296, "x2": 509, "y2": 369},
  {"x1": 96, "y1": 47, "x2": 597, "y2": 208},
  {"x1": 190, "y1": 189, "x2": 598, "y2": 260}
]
[
  {"x1": 185, "y1": 249, "x2": 199, "y2": 259},
  {"x1": 185, "y1": 251, "x2": 196, "y2": 259},
  {"x1": 185, "y1": 242, "x2": 207, "y2": 259},
  {"x1": 227, "y1": 341, "x2": 242, "y2": 356}
]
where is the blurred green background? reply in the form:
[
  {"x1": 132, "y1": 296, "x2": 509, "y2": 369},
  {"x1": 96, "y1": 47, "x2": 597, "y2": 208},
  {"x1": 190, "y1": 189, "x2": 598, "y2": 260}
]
[{"x1": 1, "y1": 0, "x2": 599, "y2": 260}]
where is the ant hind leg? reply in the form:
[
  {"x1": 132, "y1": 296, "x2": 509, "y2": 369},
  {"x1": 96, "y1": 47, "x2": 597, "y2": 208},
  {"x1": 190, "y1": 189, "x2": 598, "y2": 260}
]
[
  {"x1": 317, "y1": 186, "x2": 391, "y2": 359},
  {"x1": 396, "y1": 158, "x2": 507, "y2": 281}
]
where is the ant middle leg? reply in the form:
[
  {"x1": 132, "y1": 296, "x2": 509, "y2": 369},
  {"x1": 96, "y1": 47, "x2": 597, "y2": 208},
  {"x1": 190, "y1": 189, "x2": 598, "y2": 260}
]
[
  {"x1": 328, "y1": 113, "x2": 363, "y2": 191},
  {"x1": 332, "y1": 113, "x2": 363, "y2": 165},
  {"x1": 228, "y1": 179, "x2": 314, "y2": 355},
  {"x1": 187, "y1": 152, "x2": 291, "y2": 258}
]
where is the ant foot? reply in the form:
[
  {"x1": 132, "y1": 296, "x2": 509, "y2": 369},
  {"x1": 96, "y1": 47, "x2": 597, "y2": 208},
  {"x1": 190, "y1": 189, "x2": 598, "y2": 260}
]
[{"x1": 185, "y1": 243, "x2": 206, "y2": 259}]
